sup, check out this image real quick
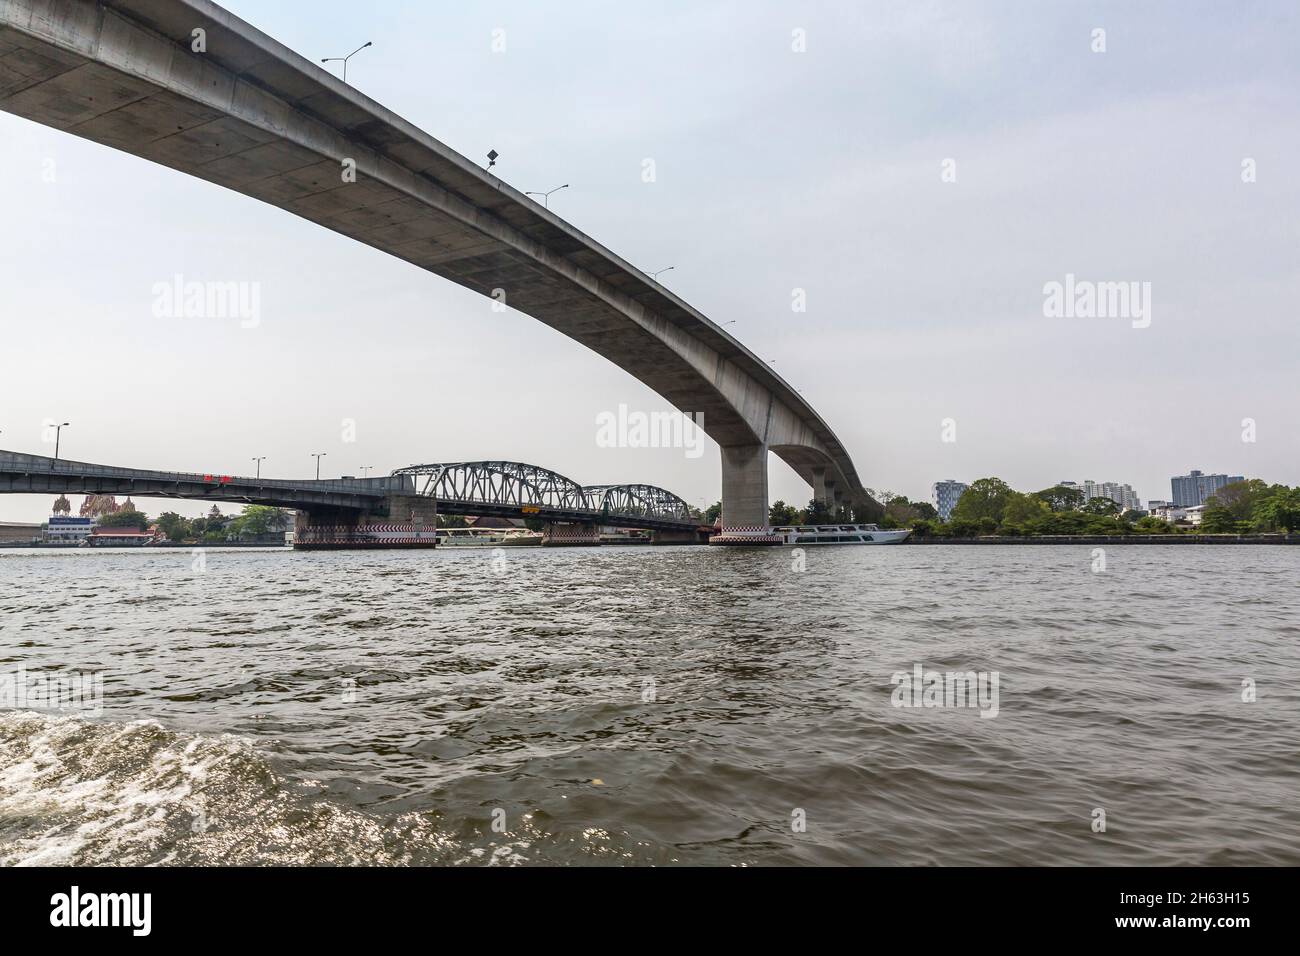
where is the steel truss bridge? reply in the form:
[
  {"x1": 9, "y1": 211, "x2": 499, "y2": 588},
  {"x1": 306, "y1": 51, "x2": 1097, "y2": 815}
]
[
  {"x1": 392, "y1": 462, "x2": 700, "y2": 531},
  {"x1": 0, "y1": 452, "x2": 704, "y2": 532}
]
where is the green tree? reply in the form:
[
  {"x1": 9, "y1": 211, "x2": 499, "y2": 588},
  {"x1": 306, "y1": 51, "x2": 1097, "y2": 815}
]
[
  {"x1": 1212, "y1": 480, "x2": 1268, "y2": 519},
  {"x1": 1031, "y1": 485, "x2": 1085, "y2": 512},
  {"x1": 950, "y1": 478, "x2": 1014, "y2": 525},
  {"x1": 804, "y1": 498, "x2": 833, "y2": 526},
  {"x1": 883, "y1": 497, "x2": 922, "y2": 527},
  {"x1": 226, "y1": 505, "x2": 290, "y2": 540},
  {"x1": 1251, "y1": 486, "x2": 1300, "y2": 531},
  {"x1": 1134, "y1": 515, "x2": 1171, "y2": 534},
  {"x1": 1201, "y1": 479, "x2": 1270, "y2": 533},
  {"x1": 946, "y1": 517, "x2": 982, "y2": 537},
  {"x1": 909, "y1": 518, "x2": 942, "y2": 538},
  {"x1": 1082, "y1": 497, "x2": 1121, "y2": 517},
  {"x1": 1199, "y1": 506, "x2": 1239, "y2": 533},
  {"x1": 1001, "y1": 492, "x2": 1050, "y2": 532},
  {"x1": 156, "y1": 511, "x2": 192, "y2": 542},
  {"x1": 97, "y1": 509, "x2": 150, "y2": 530},
  {"x1": 769, "y1": 500, "x2": 799, "y2": 525},
  {"x1": 910, "y1": 501, "x2": 938, "y2": 521},
  {"x1": 852, "y1": 499, "x2": 884, "y2": 523},
  {"x1": 703, "y1": 501, "x2": 722, "y2": 525}
]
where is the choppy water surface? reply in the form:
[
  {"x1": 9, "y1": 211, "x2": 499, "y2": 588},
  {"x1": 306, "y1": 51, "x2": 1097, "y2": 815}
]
[{"x1": 1, "y1": 545, "x2": 1298, "y2": 866}]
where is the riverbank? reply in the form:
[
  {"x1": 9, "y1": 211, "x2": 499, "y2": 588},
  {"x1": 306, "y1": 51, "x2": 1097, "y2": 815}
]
[
  {"x1": 906, "y1": 533, "x2": 1299, "y2": 545},
  {"x1": 0, "y1": 540, "x2": 290, "y2": 549}
]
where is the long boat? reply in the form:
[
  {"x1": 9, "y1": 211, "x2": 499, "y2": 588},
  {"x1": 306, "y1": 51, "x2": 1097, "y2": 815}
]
[
  {"x1": 435, "y1": 527, "x2": 542, "y2": 548},
  {"x1": 770, "y1": 523, "x2": 911, "y2": 545}
]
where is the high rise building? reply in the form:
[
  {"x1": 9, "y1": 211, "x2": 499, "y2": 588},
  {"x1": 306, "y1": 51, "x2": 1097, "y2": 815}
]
[
  {"x1": 932, "y1": 480, "x2": 968, "y2": 521},
  {"x1": 1075, "y1": 479, "x2": 1142, "y2": 513},
  {"x1": 1170, "y1": 470, "x2": 1245, "y2": 507}
]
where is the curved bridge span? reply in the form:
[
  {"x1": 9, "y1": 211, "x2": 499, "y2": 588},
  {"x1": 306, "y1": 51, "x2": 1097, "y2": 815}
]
[{"x1": 0, "y1": 0, "x2": 881, "y2": 542}]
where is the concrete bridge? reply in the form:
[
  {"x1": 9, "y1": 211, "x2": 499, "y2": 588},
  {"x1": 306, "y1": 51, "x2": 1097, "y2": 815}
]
[
  {"x1": 0, "y1": 450, "x2": 708, "y2": 548},
  {"x1": 0, "y1": 0, "x2": 881, "y2": 543}
]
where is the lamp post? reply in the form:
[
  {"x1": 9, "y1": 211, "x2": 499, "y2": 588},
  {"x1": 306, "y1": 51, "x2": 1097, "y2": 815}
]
[
  {"x1": 312, "y1": 453, "x2": 327, "y2": 480},
  {"x1": 361, "y1": 465, "x2": 374, "y2": 478},
  {"x1": 650, "y1": 266, "x2": 674, "y2": 282},
  {"x1": 252, "y1": 456, "x2": 266, "y2": 479},
  {"x1": 321, "y1": 41, "x2": 372, "y2": 83},
  {"x1": 54, "y1": 422, "x2": 70, "y2": 460},
  {"x1": 525, "y1": 184, "x2": 569, "y2": 208}
]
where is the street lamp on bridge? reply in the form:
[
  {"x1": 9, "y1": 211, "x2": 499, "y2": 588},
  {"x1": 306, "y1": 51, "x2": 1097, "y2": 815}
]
[
  {"x1": 53, "y1": 422, "x2": 70, "y2": 460},
  {"x1": 525, "y1": 183, "x2": 569, "y2": 208},
  {"x1": 360, "y1": 465, "x2": 374, "y2": 478},
  {"x1": 321, "y1": 41, "x2": 372, "y2": 84},
  {"x1": 252, "y1": 456, "x2": 266, "y2": 479},
  {"x1": 649, "y1": 266, "x2": 674, "y2": 282},
  {"x1": 312, "y1": 453, "x2": 327, "y2": 480}
]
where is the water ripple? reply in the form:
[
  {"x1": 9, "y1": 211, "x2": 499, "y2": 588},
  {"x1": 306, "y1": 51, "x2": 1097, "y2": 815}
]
[{"x1": 1, "y1": 544, "x2": 1298, "y2": 865}]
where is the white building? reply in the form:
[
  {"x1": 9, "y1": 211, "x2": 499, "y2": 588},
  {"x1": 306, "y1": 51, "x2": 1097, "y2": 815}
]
[
  {"x1": 45, "y1": 515, "x2": 93, "y2": 544},
  {"x1": 1077, "y1": 479, "x2": 1141, "y2": 513},
  {"x1": 932, "y1": 480, "x2": 968, "y2": 521},
  {"x1": 1148, "y1": 503, "x2": 1204, "y2": 526}
]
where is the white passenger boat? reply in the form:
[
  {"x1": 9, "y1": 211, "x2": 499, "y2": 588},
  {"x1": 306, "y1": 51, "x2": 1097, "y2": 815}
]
[
  {"x1": 435, "y1": 527, "x2": 542, "y2": 547},
  {"x1": 770, "y1": 523, "x2": 911, "y2": 545}
]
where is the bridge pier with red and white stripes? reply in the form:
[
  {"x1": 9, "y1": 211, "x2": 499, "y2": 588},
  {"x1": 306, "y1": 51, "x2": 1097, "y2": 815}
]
[{"x1": 293, "y1": 495, "x2": 438, "y2": 550}]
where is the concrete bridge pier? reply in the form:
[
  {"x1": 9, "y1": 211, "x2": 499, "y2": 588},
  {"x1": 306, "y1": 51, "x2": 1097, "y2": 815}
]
[
  {"x1": 652, "y1": 529, "x2": 709, "y2": 545},
  {"x1": 387, "y1": 494, "x2": 438, "y2": 528},
  {"x1": 710, "y1": 443, "x2": 782, "y2": 546},
  {"x1": 811, "y1": 466, "x2": 830, "y2": 509},
  {"x1": 294, "y1": 494, "x2": 438, "y2": 550},
  {"x1": 541, "y1": 522, "x2": 601, "y2": 547},
  {"x1": 830, "y1": 488, "x2": 844, "y2": 520}
]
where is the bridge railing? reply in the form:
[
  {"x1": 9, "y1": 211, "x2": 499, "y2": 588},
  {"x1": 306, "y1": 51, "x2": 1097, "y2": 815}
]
[{"x1": 0, "y1": 450, "x2": 402, "y2": 497}]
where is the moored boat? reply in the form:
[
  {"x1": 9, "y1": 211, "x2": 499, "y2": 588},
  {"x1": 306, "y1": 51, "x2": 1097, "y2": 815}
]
[
  {"x1": 770, "y1": 523, "x2": 911, "y2": 545},
  {"x1": 435, "y1": 527, "x2": 542, "y2": 547}
]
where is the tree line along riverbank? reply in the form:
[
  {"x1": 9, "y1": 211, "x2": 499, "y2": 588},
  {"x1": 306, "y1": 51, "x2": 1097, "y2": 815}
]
[{"x1": 905, "y1": 534, "x2": 1299, "y2": 545}]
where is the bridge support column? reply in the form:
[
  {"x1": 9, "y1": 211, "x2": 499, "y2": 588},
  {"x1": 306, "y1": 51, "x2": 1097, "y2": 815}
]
[
  {"x1": 651, "y1": 529, "x2": 708, "y2": 545},
  {"x1": 811, "y1": 466, "x2": 830, "y2": 507},
  {"x1": 541, "y1": 522, "x2": 601, "y2": 547},
  {"x1": 386, "y1": 494, "x2": 438, "y2": 529},
  {"x1": 294, "y1": 495, "x2": 438, "y2": 550},
  {"x1": 710, "y1": 443, "x2": 782, "y2": 546}
]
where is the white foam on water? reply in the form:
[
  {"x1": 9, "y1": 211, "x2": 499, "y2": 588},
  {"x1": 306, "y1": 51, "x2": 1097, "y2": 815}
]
[
  {"x1": 0, "y1": 710, "x2": 489, "y2": 866},
  {"x1": 0, "y1": 710, "x2": 254, "y2": 865}
]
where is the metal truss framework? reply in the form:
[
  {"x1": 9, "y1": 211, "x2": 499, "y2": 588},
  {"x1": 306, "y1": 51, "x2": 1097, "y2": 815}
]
[{"x1": 392, "y1": 462, "x2": 696, "y2": 527}]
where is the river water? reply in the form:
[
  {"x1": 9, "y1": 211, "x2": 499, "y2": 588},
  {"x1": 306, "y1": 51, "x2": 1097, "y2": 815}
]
[{"x1": 1, "y1": 544, "x2": 1297, "y2": 866}]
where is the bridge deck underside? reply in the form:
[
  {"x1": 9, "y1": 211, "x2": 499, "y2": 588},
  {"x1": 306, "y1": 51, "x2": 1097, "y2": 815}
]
[{"x1": 0, "y1": 0, "x2": 873, "y2": 506}]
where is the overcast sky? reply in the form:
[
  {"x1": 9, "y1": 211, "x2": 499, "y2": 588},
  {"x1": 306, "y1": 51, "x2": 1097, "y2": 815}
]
[{"x1": 2, "y1": 0, "x2": 1298, "y2": 523}]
